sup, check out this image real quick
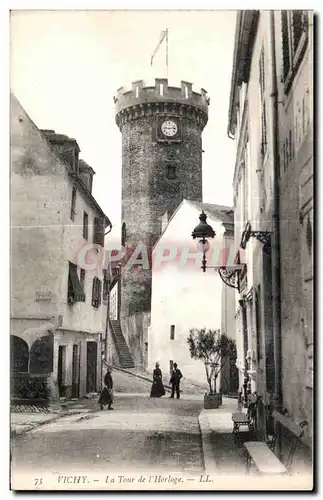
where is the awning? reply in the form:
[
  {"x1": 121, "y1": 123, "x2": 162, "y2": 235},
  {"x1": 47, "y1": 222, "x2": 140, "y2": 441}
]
[{"x1": 69, "y1": 264, "x2": 85, "y2": 302}]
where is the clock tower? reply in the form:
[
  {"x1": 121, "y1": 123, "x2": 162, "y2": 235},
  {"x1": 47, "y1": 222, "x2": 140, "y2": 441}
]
[{"x1": 114, "y1": 78, "x2": 209, "y2": 361}]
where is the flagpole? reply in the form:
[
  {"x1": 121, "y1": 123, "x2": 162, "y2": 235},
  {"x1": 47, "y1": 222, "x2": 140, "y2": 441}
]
[{"x1": 166, "y1": 29, "x2": 169, "y2": 79}]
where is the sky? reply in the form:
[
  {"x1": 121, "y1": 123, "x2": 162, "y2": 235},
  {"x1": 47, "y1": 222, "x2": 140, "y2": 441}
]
[{"x1": 10, "y1": 9, "x2": 237, "y2": 241}]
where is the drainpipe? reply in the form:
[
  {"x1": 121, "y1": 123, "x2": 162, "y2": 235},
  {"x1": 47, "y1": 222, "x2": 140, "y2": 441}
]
[
  {"x1": 270, "y1": 11, "x2": 282, "y2": 412},
  {"x1": 239, "y1": 298, "x2": 249, "y2": 406}
]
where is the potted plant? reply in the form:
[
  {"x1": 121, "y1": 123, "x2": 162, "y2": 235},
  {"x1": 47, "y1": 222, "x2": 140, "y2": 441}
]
[{"x1": 187, "y1": 328, "x2": 236, "y2": 409}]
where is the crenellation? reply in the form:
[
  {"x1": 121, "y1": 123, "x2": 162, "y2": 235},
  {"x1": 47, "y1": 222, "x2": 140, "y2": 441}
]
[{"x1": 114, "y1": 78, "x2": 209, "y2": 119}]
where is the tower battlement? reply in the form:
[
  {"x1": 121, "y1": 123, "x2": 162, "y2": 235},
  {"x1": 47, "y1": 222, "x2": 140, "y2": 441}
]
[{"x1": 114, "y1": 78, "x2": 209, "y2": 117}]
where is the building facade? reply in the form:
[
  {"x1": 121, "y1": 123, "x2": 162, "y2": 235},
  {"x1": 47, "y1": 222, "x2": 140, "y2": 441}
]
[
  {"x1": 227, "y1": 10, "x2": 313, "y2": 464},
  {"x1": 10, "y1": 94, "x2": 112, "y2": 403},
  {"x1": 114, "y1": 79, "x2": 209, "y2": 366},
  {"x1": 148, "y1": 200, "x2": 237, "y2": 391}
]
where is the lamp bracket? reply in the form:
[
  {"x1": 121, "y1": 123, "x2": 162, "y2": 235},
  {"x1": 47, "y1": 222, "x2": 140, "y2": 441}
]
[
  {"x1": 240, "y1": 221, "x2": 271, "y2": 249},
  {"x1": 217, "y1": 266, "x2": 241, "y2": 292}
]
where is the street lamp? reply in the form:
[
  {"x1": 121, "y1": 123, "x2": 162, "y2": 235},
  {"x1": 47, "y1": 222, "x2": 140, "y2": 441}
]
[
  {"x1": 191, "y1": 211, "x2": 215, "y2": 272},
  {"x1": 191, "y1": 211, "x2": 246, "y2": 292}
]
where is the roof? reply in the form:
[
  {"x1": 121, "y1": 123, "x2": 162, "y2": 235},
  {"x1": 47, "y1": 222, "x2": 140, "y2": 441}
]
[
  {"x1": 41, "y1": 129, "x2": 81, "y2": 152},
  {"x1": 153, "y1": 199, "x2": 234, "y2": 249},
  {"x1": 11, "y1": 94, "x2": 111, "y2": 229},
  {"x1": 79, "y1": 159, "x2": 96, "y2": 175},
  {"x1": 227, "y1": 11, "x2": 260, "y2": 137},
  {"x1": 188, "y1": 201, "x2": 234, "y2": 224}
]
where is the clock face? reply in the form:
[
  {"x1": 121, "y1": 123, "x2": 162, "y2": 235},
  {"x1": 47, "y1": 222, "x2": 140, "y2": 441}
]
[{"x1": 161, "y1": 120, "x2": 178, "y2": 137}]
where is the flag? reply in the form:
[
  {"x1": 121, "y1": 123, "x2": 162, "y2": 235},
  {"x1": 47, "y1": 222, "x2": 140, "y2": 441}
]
[{"x1": 151, "y1": 30, "x2": 167, "y2": 66}]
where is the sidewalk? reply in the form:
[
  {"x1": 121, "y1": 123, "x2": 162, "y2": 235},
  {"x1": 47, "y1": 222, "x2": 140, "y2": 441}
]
[
  {"x1": 198, "y1": 397, "x2": 247, "y2": 475},
  {"x1": 11, "y1": 411, "x2": 64, "y2": 437},
  {"x1": 11, "y1": 401, "x2": 91, "y2": 437}
]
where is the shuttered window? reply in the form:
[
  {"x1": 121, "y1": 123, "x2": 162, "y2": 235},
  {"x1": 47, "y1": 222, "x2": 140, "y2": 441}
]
[
  {"x1": 259, "y1": 48, "x2": 267, "y2": 161},
  {"x1": 103, "y1": 269, "x2": 109, "y2": 300},
  {"x1": 83, "y1": 212, "x2": 89, "y2": 240},
  {"x1": 92, "y1": 277, "x2": 102, "y2": 308},
  {"x1": 93, "y1": 217, "x2": 105, "y2": 246},
  {"x1": 281, "y1": 10, "x2": 309, "y2": 92},
  {"x1": 70, "y1": 187, "x2": 77, "y2": 221},
  {"x1": 68, "y1": 262, "x2": 85, "y2": 303}
]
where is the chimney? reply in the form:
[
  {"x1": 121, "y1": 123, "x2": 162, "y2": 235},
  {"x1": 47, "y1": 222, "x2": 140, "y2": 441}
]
[
  {"x1": 78, "y1": 159, "x2": 96, "y2": 193},
  {"x1": 41, "y1": 130, "x2": 80, "y2": 172}
]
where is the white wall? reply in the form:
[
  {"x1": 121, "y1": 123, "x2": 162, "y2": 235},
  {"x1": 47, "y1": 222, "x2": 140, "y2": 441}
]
[
  {"x1": 109, "y1": 282, "x2": 118, "y2": 320},
  {"x1": 148, "y1": 201, "x2": 230, "y2": 386}
]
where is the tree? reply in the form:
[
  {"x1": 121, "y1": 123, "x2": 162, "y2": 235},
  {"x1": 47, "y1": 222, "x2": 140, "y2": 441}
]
[{"x1": 187, "y1": 328, "x2": 236, "y2": 395}]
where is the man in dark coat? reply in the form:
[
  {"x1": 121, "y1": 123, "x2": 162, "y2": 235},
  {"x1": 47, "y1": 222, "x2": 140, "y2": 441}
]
[
  {"x1": 169, "y1": 363, "x2": 183, "y2": 399},
  {"x1": 98, "y1": 366, "x2": 114, "y2": 410}
]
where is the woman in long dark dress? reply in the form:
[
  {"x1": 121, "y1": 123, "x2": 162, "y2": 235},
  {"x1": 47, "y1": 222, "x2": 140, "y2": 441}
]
[
  {"x1": 98, "y1": 366, "x2": 114, "y2": 410},
  {"x1": 150, "y1": 362, "x2": 165, "y2": 398}
]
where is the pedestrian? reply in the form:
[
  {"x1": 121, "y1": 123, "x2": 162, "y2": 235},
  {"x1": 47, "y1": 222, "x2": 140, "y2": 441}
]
[
  {"x1": 169, "y1": 363, "x2": 183, "y2": 399},
  {"x1": 98, "y1": 365, "x2": 114, "y2": 410},
  {"x1": 150, "y1": 362, "x2": 165, "y2": 398}
]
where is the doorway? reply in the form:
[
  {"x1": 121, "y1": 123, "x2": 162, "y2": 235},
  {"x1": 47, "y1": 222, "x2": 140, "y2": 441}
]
[
  {"x1": 86, "y1": 341, "x2": 97, "y2": 393},
  {"x1": 72, "y1": 344, "x2": 80, "y2": 398},
  {"x1": 57, "y1": 345, "x2": 66, "y2": 398}
]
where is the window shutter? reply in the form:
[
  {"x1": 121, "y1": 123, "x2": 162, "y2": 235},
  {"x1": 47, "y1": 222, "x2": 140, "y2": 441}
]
[
  {"x1": 103, "y1": 269, "x2": 109, "y2": 300},
  {"x1": 281, "y1": 11, "x2": 291, "y2": 80},
  {"x1": 98, "y1": 279, "x2": 102, "y2": 307},
  {"x1": 93, "y1": 217, "x2": 105, "y2": 246},
  {"x1": 292, "y1": 11, "x2": 306, "y2": 52},
  {"x1": 68, "y1": 263, "x2": 85, "y2": 302},
  {"x1": 92, "y1": 277, "x2": 96, "y2": 307}
]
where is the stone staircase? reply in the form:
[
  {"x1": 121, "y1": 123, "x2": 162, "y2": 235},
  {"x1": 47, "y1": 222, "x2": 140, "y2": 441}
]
[{"x1": 110, "y1": 320, "x2": 135, "y2": 369}]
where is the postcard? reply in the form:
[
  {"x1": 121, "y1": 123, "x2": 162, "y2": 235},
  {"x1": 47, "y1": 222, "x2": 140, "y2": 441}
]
[{"x1": 10, "y1": 8, "x2": 314, "y2": 492}]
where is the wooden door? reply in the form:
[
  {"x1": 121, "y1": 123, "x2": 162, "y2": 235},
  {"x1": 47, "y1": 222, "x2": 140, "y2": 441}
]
[{"x1": 86, "y1": 341, "x2": 97, "y2": 393}]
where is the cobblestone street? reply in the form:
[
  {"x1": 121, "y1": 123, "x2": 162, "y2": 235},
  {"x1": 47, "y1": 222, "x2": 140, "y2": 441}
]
[{"x1": 11, "y1": 391, "x2": 205, "y2": 479}]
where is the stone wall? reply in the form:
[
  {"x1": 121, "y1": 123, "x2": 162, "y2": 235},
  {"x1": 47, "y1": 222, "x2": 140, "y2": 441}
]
[
  {"x1": 274, "y1": 11, "x2": 313, "y2": 444},
  {"x1": 121, "y1": 312, "x2": 150, "y2": 368}
]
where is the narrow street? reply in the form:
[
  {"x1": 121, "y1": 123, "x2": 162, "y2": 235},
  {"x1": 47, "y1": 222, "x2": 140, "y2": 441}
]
[{"x1": 11, "y1": 373, "x2": 205, "y2": 483}]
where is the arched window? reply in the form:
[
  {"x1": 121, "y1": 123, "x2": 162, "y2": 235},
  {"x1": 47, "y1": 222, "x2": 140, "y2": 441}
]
[
  {"x1": 29, "y1": 335, "x2": 54, "y2": 374},
  {"x1": 11, "y1": 336, "x2": 29, "y2": 373}
]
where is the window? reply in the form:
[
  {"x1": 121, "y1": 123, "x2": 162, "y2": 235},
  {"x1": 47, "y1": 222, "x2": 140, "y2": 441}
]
[
  {"x1": 70, "y1": 187, "x2": 77, "y2": 221},
  {"x1": 93, "y1": 217, "x2": 105, "y2": 246},
  {"x1": 167, "y1": 164, "x2": 177, "y2": 180},
  {"x1": 68, "y1": 262, "x2": 85, "y2": 303},
  {"x1": 92, "y1": 276, "x2": 102, "y2": 308},
  {"x1": 281, "y1": 11, "x2": 309, "y2": 92},
  {"x1": 80, "y1": 269, "x2": 86, "y2": 294},
  {"x1": 169, "y1": 360, "x2": 174, "y2": 375},
  {"x1": 259, "y1": 48, "x2": 267, "y2": 161},
  {"x1": 170, "y1": 325, "x2": 175, "y2": 340},
  {"x1": 83, "y1": 212, "x2": 89, "y2": 240},
  {"x1": 103, "y1": 269, "x2": 109, "y2": 300}
]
